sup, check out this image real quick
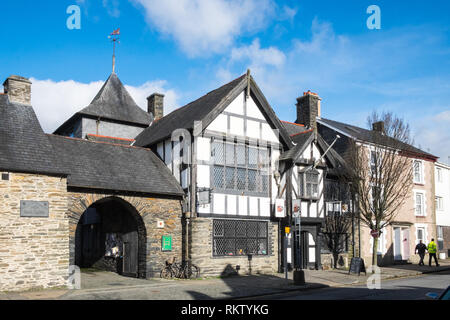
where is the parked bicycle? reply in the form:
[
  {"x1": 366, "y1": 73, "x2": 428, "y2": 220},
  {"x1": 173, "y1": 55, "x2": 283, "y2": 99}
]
[{"x1": 160, "y1": 257, "x2": 200, "y2": 279}]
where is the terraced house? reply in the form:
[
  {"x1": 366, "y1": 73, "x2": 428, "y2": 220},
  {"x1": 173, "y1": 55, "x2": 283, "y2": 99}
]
[{"x1": 318, "y1": 115, "x2": 439, "y2": 265}]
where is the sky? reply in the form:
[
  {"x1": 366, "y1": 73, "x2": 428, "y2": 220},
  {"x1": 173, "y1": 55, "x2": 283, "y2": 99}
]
[{"x1": 0, "y1": 0, "x2": 449, "y2": 163}]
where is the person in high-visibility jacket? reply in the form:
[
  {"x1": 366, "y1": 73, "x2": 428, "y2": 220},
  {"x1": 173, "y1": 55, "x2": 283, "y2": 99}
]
[{"x1": 427, "y1": 238, "x2": 440, "y2": 267}]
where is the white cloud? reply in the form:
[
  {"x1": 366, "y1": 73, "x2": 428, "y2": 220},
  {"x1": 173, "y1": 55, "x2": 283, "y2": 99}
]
[
  {"x1": 414, "y1": 110, "x2": 450, "y2": 162},
  {"x1": 131, "y1": 0, "x2": 274, "y2": 57},
  {"x1": 103, "y1": 0, "x2": 120, "y2": 18},
  {"x1": 216, "y1": 18, "x2": 450, "y2": 160},
  {"x1": 231, "y1": 38, "x2": 286, "y2": 68},
  {"x1": 30, "y1": 77, "x2": 179, "y2": 134}
]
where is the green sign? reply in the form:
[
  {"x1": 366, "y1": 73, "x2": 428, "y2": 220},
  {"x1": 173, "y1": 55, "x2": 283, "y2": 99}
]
[{"x1": 162, "y1": 235, "x2": 172, "y2": 251}]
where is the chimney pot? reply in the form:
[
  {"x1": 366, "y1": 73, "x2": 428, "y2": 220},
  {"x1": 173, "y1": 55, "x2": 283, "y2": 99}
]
[
  {"x1": 147, "y1": 93, "x2": 164, "y2": 121},
  {"x1": 3, "y1": 75, "x2": 32, "y2": 105}
]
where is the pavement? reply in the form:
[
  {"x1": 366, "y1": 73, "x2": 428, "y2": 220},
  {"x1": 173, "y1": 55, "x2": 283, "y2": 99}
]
[{"x1": 1, "y1": 259, "x2": 449, "y2": 300}]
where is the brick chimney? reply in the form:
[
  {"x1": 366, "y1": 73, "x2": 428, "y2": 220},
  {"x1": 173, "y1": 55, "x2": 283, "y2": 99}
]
[
  {"x1": 372, "y1": 121, "x2": 385, "y2": 134},
  {"x1": 296, "y1": 90, "x2": 321, "y2": 131},
  {"x1": 3, "y1": 75, "x2": 32, "y2": 105},
  {"x1": 147, "y1": 93, "x2": 164, "y2": 121}
]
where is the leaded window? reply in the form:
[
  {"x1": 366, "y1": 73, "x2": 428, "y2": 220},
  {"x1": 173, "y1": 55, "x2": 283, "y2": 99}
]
[
  {"x1": 299, "y1": 170, "x2": 319, "y2": 199},
  {"x1": 213, "y1": 219, "x2": 268, "y2": 256},
  {"x1": 211, "y1": 140, "x2": 269, "y2": 195}
]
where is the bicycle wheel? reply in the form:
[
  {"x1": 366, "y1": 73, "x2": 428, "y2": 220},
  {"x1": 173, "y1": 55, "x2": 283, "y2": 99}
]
[
  {"x1": 191, "y1": 265, "x2": 200, "y2": 279},
  {"x1": 160, "y1": 267, "x2": 172, "y2": 279},
  {"x1": 185, "y1": 264, "x2": 200, "y2": 279},
  {"x1": 172, "y1": 262, "x2": 183, "y2": 278}
]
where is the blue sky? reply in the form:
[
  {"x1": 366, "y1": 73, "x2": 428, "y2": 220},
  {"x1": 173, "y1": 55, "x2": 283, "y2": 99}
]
[{"x1": 0, "y1": 1, "x2": 449, "y2": 162}]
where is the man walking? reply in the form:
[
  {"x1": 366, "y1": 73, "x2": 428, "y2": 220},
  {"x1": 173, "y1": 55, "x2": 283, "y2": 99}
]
[
  {"x1": 427, "y1": 238, "x2": 440, "y2": 267},
  {"x1": 415, "y1": 240, "x2": 427, "y2": 266}
]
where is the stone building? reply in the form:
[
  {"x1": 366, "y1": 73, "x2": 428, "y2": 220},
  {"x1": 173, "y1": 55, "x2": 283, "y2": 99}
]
[{"x1": 0, "y1": 74, "x2": 184, "y2": 292}]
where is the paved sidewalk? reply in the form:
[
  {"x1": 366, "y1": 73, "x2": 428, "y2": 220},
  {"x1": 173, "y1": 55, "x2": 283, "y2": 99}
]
[{"x1": 1, "y1": 259, "x2": 449, "y2": 300}]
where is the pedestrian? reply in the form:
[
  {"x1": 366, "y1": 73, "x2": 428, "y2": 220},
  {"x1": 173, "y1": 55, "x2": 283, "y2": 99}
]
[
  {"x1": 415, "y1": 240, "x2": 427, "y2": 266},
  {"x1": 427, "y1": 238, "x2": 440, "y2": 267}
]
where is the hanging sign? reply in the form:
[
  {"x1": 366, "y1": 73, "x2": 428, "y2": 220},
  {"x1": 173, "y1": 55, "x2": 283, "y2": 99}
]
[{"x1": 275, "y1": 198, "x2": 285, "y2": 218}]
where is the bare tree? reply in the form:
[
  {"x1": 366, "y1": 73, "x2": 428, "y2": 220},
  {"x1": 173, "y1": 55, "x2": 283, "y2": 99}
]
[
  {"x1": 348, "y1": 111, "x2": 414, "y2": 267},
  {"x1": 322, "y1": 208, "x2": 352, "y2": 269}
]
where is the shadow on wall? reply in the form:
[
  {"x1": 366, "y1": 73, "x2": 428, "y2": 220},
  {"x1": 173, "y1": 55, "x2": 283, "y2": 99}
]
[{"x1": 377, "y1": 244, "x2": 395, "y2": 267}]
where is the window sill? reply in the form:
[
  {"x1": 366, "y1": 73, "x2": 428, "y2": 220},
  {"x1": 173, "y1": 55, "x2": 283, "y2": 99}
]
[{"x1": 413, "y1": 182, "x2": 425, "y2": 186}]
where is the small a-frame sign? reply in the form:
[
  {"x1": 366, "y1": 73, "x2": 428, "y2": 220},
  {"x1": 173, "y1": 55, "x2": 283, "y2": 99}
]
[{"x1": 348, "y1": 257, "x2": 366, "y2": 276}]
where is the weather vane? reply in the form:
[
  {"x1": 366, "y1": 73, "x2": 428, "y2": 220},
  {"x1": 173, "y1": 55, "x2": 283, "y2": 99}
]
[{"x1": 108, "y1": 28, "x2": 120, "y2": 73}]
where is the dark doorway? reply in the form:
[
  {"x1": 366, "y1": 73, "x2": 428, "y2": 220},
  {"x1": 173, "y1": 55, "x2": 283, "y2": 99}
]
[{"x1": 74, "y1": 197, "x2": 145, "y2": 278}]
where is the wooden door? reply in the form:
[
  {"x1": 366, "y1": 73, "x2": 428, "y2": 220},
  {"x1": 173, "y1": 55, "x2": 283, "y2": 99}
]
[
  {"x1": 81, "y1": 223, "x2": 102, "y2": 267},
  {"x1": 122, "y1": 231, "x2": 138, "y2": 277},
  {"x1": 394, "y1": 227, "x2": 402, "y2": 260},
  {"x1": 301, "y1": 231, "x2": 308, "y2": 269},
  {"x1": 402, "y1": 228, "x2": 410, "y2": 260}
]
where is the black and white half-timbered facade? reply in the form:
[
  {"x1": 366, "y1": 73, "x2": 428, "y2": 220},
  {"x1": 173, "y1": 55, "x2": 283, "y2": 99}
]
[{"x1": 135, "y1": 74, "x2": 343, "y2": 274}]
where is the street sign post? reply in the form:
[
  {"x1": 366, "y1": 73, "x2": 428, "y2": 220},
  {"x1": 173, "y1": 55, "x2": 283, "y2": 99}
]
[{"x1": 371, "y1": 230, "x2": 379, "y2": 238}]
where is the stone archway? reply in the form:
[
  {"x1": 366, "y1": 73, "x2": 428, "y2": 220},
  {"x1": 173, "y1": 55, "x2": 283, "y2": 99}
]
[{"x1": 68, "y1": 194, "x2": 148, "y2": 278}]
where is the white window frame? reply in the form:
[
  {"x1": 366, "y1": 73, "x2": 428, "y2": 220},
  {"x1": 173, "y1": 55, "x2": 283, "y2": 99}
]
[
  {"x1": 413, "y1": 160, "x2": 424, "y2": 184},
  {"x1": 436, "y1": 167, "x2": 443, "y2": 183},
  {"x1": 414, "y1": 190, "x2": 426, "y2": 216},
  {"x1": 435, "y1": 196, "x2": 443, "y2": 211},
  {"x1": 437, "y1": 226, "x2": 443, "y2": 240},
  {"x1": 415, "y1": 223, "x2": 428, "y2": 245}
]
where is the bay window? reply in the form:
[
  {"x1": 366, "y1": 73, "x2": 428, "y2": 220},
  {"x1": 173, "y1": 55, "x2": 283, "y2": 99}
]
[{"x1": 211, "y1": 140, "x2": 269, "y2": 195}]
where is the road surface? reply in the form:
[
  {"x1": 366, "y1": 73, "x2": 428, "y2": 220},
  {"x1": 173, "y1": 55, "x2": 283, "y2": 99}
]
[{"x1": 248, "y1": 270, "x2": 450, "y2": 300}]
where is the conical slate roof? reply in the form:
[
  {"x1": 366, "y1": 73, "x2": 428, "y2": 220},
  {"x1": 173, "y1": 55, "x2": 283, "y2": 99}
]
[
  {"x1": 78, "y1": 73, "x2": 152, "y2": 126},
  {"x1": 54, "y1": 73, "x2": 152, "y2": 135}
]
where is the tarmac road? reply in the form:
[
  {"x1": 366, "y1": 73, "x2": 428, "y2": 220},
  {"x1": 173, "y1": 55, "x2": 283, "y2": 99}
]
[{"x1": 247, "y1": 270, "x2": 450, "y2": 300}]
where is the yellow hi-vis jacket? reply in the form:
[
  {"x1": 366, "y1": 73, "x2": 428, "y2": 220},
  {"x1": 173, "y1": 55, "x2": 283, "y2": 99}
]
[{"x1": 427, "y1": 241, "x2": 437, "y2": 254}]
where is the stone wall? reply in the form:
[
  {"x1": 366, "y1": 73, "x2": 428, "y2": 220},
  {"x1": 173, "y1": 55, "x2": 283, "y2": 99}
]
[
  {"x1": 321, "y1": 253, "x2": 349, "y2": 270},
  {"x1": 189, "y1": 217, "x2": 279, "y2": 277},
  {"x1": 0, "y1": 172, "x2": 69, "y2": 292},
  {"x1": 67, "y1": 191, "x2": 183, "y2": 278},
  {"x1": 0, "y1": 175, "x2": 184, "y2": 292}
]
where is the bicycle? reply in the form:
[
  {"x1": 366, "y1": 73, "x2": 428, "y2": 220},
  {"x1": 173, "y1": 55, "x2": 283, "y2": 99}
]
[{"x1": 160, "y1": 258, "x2": 200, "y2": 279}]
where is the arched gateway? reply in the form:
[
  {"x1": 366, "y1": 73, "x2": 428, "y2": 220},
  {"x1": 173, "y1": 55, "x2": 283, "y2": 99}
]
[
  {"x1": 75, "y1": 197, "x2": 146, "y2": 277},
  {"x1": 69, "y1": 195, "x2": 148, "y2": 278}
]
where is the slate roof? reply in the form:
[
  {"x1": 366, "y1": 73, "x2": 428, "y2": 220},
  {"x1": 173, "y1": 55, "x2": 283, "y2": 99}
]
[
  {"x1": 279, "y1": 130, "x2": 314, "y2": 162},
  {"x1": 0, "y1": 95, "x2": 66, "y2": 175},
  {"x1": 47, "y1": 134, "x2": 184, "y2": 196},
  {"x1": 54, "y1": 73, "x2": 152, "y2": 134},
  {"x1": 134, "y1": 75, "x2": 247, "y2": 147},
  {"x1": 318, "y1": 118, "x2": 437, "y2": 159},
  {"x1": 281, "y1": 121, "x2": 307, "y2": 136},
  {"x1": 134, "y1": 74, "x2": 292, "y2": 148}
]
